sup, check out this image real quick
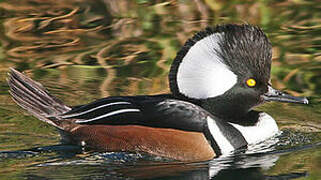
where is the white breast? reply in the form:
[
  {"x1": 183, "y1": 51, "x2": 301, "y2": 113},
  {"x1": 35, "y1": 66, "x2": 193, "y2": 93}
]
[{"x1": 229, "y1": 112, "x2": 279, "y2": 145}]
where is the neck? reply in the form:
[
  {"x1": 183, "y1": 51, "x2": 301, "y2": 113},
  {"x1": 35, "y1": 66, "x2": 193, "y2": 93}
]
[
  {"x1": 201, "y1": 96, "x2": 247, "y2": 114},
  {"x1": 171, "y1": 93, "x2": 260, "y2": 125},
  {"x1": 226, "y1": 111, "x2": 261, "y2": 126},
  {"x1": 199, "y1": 98, "x2": 260, "y2": 126}
]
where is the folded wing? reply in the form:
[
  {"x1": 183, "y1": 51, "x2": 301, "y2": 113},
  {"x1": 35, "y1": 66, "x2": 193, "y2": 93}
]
[{"x1": 62, "y1": 96, "x2": 208, "y2": 132}]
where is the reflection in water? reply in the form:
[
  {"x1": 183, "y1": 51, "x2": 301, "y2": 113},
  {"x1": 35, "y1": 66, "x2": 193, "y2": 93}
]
[
  {"x1": 208, "y1": 154, "x2": 280, "y2": 179},
  {"x1": 1, "y1": 0, "x2": 112, "y2": 62},
  {"x1": 0, "y1": 133, "x2": 313, "y2": 179},
  {"x1": 3, "y1": 149, "x2": 306, "y2": 180},
  {"x1": 1, "y1": 0, "x2": 320, "y2": 99},
  {"x1": 0, "y1": 0, "x2": 320, "y2": 179}
]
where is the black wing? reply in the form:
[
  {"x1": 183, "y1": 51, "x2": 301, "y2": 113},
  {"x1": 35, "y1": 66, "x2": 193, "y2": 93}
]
[{"x1": 60, "y1": 95, "x2": 209, "y2": 132}]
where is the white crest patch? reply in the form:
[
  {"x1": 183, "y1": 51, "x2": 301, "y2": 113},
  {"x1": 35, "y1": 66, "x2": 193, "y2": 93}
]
[
  {"x1": 177, "y1": 33, "x2": 237, "y2": 99},
  {"x1": 229, "y1": 112, "x2": 279, "y2": 145}
]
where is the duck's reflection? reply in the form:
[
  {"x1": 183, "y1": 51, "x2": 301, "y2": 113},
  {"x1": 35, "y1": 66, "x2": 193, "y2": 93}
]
[
  {"x1": 0, "y1": 143, "x2": 307, "y2": 180},
  {"x1": 114, "y1": 153, "x2": 306, "y2": 180}
]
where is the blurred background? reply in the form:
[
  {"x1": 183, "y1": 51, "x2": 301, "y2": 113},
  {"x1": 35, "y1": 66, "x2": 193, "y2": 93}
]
[{"x1": 0, "y1": 0, "x2": 320, "y2": 179}]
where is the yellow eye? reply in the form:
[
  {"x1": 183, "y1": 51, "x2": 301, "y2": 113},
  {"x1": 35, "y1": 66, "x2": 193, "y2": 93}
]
[{"x1": 246, "y1": 78, "x2": 256, "y2": 87}]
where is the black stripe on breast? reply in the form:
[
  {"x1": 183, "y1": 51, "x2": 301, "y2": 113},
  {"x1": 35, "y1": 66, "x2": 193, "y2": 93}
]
[
  {"x1": 203, "y1": 123, "x2": 222, "y2": 156},
  {"x1": 215, "y1": 117, "x2": 248, "y2": 150},
  {"x1": 204, "y1": 115, "x2": 248, "y2": 156}
]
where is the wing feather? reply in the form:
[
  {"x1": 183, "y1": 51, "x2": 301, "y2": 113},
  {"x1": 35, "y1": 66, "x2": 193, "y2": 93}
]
[
  {"x1": 61, "y1": 97, "x2": 142, "y2": 124},
  {"x1": 61, "y1": 96, "x2": 208, "y2": 132}
]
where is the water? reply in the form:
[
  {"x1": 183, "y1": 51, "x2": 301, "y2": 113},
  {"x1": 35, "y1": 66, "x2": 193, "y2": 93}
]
[{"x1": 0, "y1": 0, "x2": 320, "y2": 179}]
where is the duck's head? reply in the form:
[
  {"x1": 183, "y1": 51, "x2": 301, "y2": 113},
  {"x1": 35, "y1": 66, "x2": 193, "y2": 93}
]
[{"x1": 169, "y1": 24, "x2": 308, "y2": 119}]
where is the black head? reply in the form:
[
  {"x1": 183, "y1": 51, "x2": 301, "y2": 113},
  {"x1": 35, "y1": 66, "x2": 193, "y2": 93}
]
[{"x1": 169, "y1": 24, "x2": 308, "y2": 119}]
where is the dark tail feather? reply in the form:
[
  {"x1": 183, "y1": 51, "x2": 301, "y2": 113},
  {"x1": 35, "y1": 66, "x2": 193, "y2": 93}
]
[{"x1": 7, "y1": 68, "x2": 71, "y2": 129}]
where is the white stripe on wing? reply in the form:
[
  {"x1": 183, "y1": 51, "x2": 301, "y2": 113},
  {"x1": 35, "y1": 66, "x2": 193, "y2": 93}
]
[
  {"x1": 75, "y1": 108, "x2": 141, "y2": 123},
  {"x1": 61, "y1": 102, "x2": 131, "y2": 118}
]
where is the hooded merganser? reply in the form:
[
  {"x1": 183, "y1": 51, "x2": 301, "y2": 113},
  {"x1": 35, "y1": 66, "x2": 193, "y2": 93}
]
[{"x1": 7, "y1": 24, "x2": 308, "y2": 162}]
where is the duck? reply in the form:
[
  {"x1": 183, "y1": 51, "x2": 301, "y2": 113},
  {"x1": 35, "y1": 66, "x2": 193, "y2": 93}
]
[{"x1": 7, "y1": 24, "x2": 308, "y2": 162}]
